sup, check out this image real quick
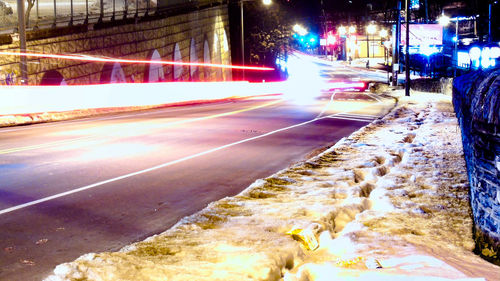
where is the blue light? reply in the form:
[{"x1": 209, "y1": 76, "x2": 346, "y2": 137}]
[
  {"x1": 410, "y1": 0, "x2": 419, "y2": 9},
  {"x1": 466, "y1": 46, "x2": 500, "y2": 69},
  {"x1": 481, "y1": 58, "x2": 491, "y2": 68},
  {"x1": 452, "y1": 36, "x2": 458, "y2": 42},
  {"x1": 420, "y1": 45, "x2": 440, "y2": 57},
  {"x1": 306, "y1": 33, "x2": 319, "y2": 47}
]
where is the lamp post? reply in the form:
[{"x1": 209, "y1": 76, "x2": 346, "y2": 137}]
[
  {"x1": 454, "y1": 18, "x2": 458, "y2": 77},
  {"x1": 438, "y1": 14, "x2": 458, "y2": 76},
  {"x1": 380, "y1": 29, "x2": 390, "y2": 83},
  {"x1": 338, "y1": 26, "x2": 346, "y2": 60},
  {"x1": 240, "y1": 0, "x2": 271, "y2": 81},
  {"x1": 405, "y1": 0, "x2": 410, "y2": 96},
  {"x1": 367, "y1": 24, "x2": 376, "y2": 57},
  {"x1": 348, "y1": 26, "x2": 355, "y2": 63},
  {"x1": 16, "y1": 0, "x2": 28, "y2": 85},
  {"x1": 366, "y1": 23, "x2": 376, "y2": 67},
  {"x1": 379, "y1": 29, "x2": 388, "y2": 63}
]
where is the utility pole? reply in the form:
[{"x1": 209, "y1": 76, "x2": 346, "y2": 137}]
[
  {"x1": 454, "y1": 19, "x2": 458, "y2": 77},
  {"x1": 392, "y1": 0, "x2": 401, "y2": 86},
  {"x1": 240, "y1": 0, "x2": 245, "y2": 80},
  {"x1": 16, "y1": 0, "x2": 28, "y2": 85},
  {"x1": 366, "y1": 33, "x2": 370, "y2": 58},
  {"x1": 489, "y1": 2, "x2": 492, "y2": 43},
  {"x1": 424, "y1": 0, "x2": 428, "y2": 23},
  {"x1": 405, "y1": 0, "x2": 410, "y2": 96}
]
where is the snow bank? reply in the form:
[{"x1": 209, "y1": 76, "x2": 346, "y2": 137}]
[{"x1": 45, "y1": 90, "x2": 500, "y2": 281}]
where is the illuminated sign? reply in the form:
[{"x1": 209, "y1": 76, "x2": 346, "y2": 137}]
[
  {"x1": 400, "y1": 24, "x2": 443, "y2": 46},
  {"x1": 456, "y1": 46, "x2": 499, "y2": 69}
]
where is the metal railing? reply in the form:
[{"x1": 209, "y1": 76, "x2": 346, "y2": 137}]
[{"x1": 0, "y1": 0, "x2": 226, "y2": 35}]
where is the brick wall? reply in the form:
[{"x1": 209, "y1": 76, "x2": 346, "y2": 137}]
[
  {"x1": 0, "y1": 5, "x2": 231, "y2": 85},
  {"x1": 453, "y1": 68, "x2": 500, "y2": 266}
]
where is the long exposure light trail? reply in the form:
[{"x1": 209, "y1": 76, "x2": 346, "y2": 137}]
[{"x1": 0, "y1": 51, "x2": 274, "y2": 71}]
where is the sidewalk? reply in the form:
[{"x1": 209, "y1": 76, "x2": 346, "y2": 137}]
[
  {"x1": 45, "y1": 89, "x2": 500, "y2": 281},
  {"x1": 349, "y1": 57, "x2": 390, "y2": 71}
]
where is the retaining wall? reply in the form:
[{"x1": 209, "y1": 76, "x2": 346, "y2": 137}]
[
  {"x1": 452, "y1": 68, "x2": 500, "y2": 265},
  {"x1": 0, "y1": 4, "x2": 231, "y2": 85}
]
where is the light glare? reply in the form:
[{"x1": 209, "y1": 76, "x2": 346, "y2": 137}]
[
  {"x1": 366, "y1": 24, "x2": 376, "y2": 35},
  {"x1": 338, "y1": 26, "x2": 347, "y2": 36},
  {"x1": 438, "y1": 15, "x2": 451, "y2": 26},
  {"x1": 293, "y1": 24, "x2": 308, "y2": 36}
]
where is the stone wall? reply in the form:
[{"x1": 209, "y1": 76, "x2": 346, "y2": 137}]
[
  {"x1": 452, "y1": 68, "x2": 500, "y2": 265},
  {"x1": 410, "y1": 77, "x2": 453, "y2": 95},
  {"x1": 0, "y1": 5, "x2": 231, "y2": 85}
]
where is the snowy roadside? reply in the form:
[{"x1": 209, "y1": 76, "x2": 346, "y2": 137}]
[{"x1": 45, "y1": 90, "x2": 500, "y2": 281}]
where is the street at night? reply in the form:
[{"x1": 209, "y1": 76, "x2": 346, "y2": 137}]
[
  {"x1": 0, "y1": 57, "x2": 395, "y2": 280},
  {"x1": 1, "y1": 0, "x2": 499, "y2": 280}
]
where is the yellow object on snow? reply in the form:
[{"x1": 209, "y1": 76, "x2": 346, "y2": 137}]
[{"x1": 286, "y1": 227, "x2": 319, "y2": 251}]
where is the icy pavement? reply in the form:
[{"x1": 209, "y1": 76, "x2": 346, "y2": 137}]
[{"x1": 45, "y1": 90, "x2": 500, "y2": 281}]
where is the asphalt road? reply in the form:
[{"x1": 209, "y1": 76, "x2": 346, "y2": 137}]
[{"x1": 0, "y1": 62, "x2": 395, "y2": 280}]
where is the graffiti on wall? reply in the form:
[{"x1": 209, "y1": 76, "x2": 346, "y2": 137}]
[{"x1": 0, "y1": 70, "x2": 18, "y2": 85}]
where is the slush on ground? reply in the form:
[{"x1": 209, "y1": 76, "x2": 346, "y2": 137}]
[{"x1": 45, "y1": 89, "x2": 500, "y2": 281}]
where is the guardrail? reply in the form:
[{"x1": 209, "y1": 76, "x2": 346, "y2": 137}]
[{"x1": 0, "y1": 0, "x2": 226, "y2": 35}]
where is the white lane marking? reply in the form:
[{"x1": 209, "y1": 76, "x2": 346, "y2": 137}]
[
  {"x1": 327, "y1": 116, "x2": 374, "y2": 122},
  {"x1": 336, "y1": 113, "x2": 378, "y2": 118},
  {"x1": 316, "y1": 91, "x2": 337, "y2": 119},
  {"x1": 0, "y1": 98, "x2": 385, "y2": 215},
  {"x1": 366, "y1": 93, "x2": 384, "y2": 103}
]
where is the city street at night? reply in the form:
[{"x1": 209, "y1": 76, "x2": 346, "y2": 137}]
[
  {"x1": 0, "y1": 57, "x2": 396, "y2": 280},
  {"x1": 40, "y1": 89, "x2": 499, "y2": 281},
  {"x1": 1, "y1": 0, "x2": 499, "y2": 280}
]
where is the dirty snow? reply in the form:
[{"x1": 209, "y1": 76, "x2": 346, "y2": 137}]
[{"x1": 45, "y1": 90, "x2": 500, "y2": 281}]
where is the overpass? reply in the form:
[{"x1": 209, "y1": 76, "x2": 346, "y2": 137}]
[{"x1": 0, "y1": 0, "x2": 233, "y2": 85}]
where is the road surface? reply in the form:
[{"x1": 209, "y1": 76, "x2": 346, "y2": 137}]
[{"x1": 0, "y1": 60, "x2": 396, "y2": 280}]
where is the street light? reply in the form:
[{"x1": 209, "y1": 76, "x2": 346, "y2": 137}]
[
  {"x1": 379, "y1": 29, "x2": 388, "y2": 38},
  {"x1": 367, "y1": 24, "x2": 376, "y2": 34},
  {"x1": 366, "y1": 23, "x2": 376, "y2": 61},
  {"x1": 241, "y1": 0, "x2": 271, "y2": 81},
  {"x1": 293, "y1": 24, "x2": 308, "y2": 36},
  {"x1": 438, "y1": 14, "x2": 451, "y2": 26},
  {"x1": 338, "y1": 26, "x2": 347, "y2": 36},
  {"x1": 439, "y1": 14, "x2": 458, "y2": 76}
]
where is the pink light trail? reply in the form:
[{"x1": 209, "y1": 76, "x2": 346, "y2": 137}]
[{"x1": 0, "y1": 51, "x2": 274, "y2": 71}]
